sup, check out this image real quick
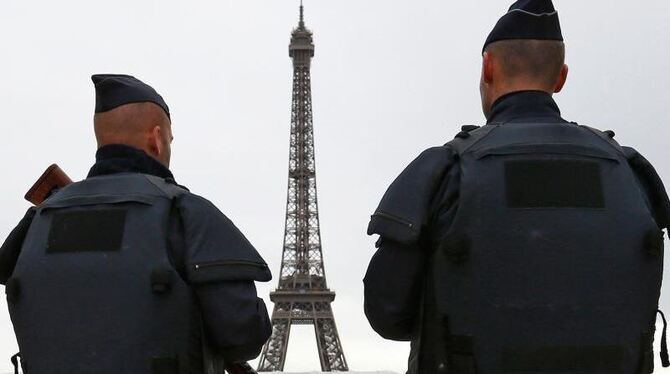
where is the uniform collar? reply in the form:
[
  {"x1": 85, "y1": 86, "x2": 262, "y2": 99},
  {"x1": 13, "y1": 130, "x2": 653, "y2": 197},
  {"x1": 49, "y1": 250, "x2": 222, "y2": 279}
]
[
  {"x1": 486, "y1": 90, "x2": 565, "y2": 124},
  {"x1": 87, "y1": 144, "x2": 175, "y2": 180}
]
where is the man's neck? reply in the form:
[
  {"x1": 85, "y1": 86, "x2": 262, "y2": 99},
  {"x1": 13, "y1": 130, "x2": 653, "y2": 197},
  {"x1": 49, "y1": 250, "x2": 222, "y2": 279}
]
[
  {"x1": 489, "y1": 85, "x2": 553, "y2": 113},
  {"x1": 486, "y1": 90, "x2": 564, "y2": 124},
  {"x1": 87, "y1": 144, "x2": 174, "y2": 180}
]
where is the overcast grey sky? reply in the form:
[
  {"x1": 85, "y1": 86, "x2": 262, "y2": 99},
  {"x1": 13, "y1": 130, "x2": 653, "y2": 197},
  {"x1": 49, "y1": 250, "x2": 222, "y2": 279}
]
[{"x1": 1, "y1": 0, "x2": 669, "y2": 372}]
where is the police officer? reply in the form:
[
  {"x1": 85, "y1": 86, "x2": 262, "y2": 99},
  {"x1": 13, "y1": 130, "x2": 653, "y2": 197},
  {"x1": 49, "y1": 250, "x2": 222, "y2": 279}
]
[
  {"x1": 364, "y1": 1, "x2": 670, "y2": 373},
  {"x1": 0, "y1": 74, "x2": 272, "y2": 373}
]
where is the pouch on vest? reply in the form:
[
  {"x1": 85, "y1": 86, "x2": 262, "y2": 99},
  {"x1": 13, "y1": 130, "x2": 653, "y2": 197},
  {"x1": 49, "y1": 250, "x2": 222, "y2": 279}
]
[
  {"x1": 368, "y1": 146, "x2": 458, "y2": 244},
  {"x1": 176, "y1": 193, "x2": 272, "y2": 285}
]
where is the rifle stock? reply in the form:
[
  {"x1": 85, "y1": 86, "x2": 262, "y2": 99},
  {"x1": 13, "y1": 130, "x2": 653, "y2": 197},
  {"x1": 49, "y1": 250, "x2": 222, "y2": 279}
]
[{"x1": 24, "y1": 164, "x2": 72, "y2": 205}]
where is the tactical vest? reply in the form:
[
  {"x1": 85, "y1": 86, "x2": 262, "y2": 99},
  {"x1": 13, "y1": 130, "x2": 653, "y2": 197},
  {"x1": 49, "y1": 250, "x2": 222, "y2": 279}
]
[
  {"x1": 7, "y1": 173, "x2": 203, "y2": 374},
  {"x1": 421, "y1": 122, "x2": 665, "y2": 373}
]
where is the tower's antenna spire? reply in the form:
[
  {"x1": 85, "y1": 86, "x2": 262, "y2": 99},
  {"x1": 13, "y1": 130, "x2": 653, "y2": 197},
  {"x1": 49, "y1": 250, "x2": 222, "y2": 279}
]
[{"x1": 299, "y1": 0, "x2": 305, "y2": 27}]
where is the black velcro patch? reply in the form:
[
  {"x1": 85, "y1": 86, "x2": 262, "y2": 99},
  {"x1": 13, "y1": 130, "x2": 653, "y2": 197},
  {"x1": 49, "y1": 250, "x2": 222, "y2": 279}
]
[
  {"x1": 505, "y1": 160, "x2": 604, "y2": 208},
  {"x1": 47, "y1": 209, "x2": 127, "y2": 253}
]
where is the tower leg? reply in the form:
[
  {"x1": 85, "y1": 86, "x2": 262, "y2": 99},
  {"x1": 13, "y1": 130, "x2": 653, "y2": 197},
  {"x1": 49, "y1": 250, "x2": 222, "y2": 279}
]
[
  {"x1": 257, "y1": 318, "x2": 291, "y2": 372},
  {"x1": 315, "y1": 316, "x2": 349, "y2": 371}
]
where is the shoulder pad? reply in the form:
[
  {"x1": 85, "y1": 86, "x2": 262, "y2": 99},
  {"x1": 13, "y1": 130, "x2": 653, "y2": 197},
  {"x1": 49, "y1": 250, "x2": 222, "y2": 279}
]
[
  {"x1": 623, "y1": 147, "x2": 670, "y2": 231},
  {"x1": 367, "y1": 146, "x2": 457, "y2": 244},
  {"x1": 177, "y1": 193, "x2": 272, "y2": 284},
  {"x1": 0, "y1": 208, "x2": 36, "y2": 284}
]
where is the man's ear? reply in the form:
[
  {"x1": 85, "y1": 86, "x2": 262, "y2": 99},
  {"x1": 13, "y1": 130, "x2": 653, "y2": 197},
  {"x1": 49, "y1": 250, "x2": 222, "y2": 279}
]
[
  {"x1": 147, "y1": 125, "x2": 163, "y2": 158},
  {"x1": 554, "y1": 64, "x2": 569, "y2": 93},
  {"x1": 482, "y1": 51, "x2": 495, "y2": 85}
]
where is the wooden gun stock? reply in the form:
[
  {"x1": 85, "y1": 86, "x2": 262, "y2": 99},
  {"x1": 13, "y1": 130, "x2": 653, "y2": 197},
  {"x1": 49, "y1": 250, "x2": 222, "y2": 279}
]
[{"x1": 24, "y1": 164, "x2": 73, "y2": 205}]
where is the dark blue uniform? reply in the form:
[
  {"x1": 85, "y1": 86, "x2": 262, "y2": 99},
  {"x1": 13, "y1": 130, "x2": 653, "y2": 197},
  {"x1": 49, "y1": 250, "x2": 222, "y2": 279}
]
[
  {"x1": 1, "y1": 144, "x2": 272, "y2": 373},
  {"x1": 365, "y1": 91, "x2": 670, "y2": 373}
]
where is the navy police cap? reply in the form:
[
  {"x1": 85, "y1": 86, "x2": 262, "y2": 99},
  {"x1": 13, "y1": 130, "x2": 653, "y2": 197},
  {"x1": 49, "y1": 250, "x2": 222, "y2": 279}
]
[
  {"x1": 92, "y1": 74, "x2": 170, "y2": 119},
  {"x1": 483, "y1": 0, "x2": 563, "y2": 53}
]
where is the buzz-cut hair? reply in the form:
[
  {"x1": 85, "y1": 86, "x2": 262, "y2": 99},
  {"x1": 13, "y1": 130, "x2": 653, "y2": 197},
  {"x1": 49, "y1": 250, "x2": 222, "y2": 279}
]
[
  {"x1": 93, "y1": 102, "x2": 170, "y2": 147},
  {"x1": 485, "y1": 40, "x2": 565, "y2": 87}
]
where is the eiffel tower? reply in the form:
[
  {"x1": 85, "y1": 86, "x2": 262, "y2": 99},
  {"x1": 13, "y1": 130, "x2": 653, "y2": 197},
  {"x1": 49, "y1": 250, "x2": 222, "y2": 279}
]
[{"x1": 257, "y1": 3, "x2": 348, "y2": 372}]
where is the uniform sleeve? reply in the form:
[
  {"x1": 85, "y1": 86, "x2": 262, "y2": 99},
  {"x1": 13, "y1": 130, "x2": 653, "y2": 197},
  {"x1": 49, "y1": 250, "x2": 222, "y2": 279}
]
[
  {"x1": 176, "y1": 193, "x2": 272, "y2": 360},
  {"x1": 364, "y1": 146, "x2": 459, "y2": 341},
  {"x1": 623, "y1": 147, "x2": 670, "y2": 231},
  {"x1": 363, "y1": 238, "x2": 425, "y2": 341},
  {"x1": 0, "y1": 208, "x2": 36, "y2": 285},
  {"x1": 196, "y1": 282, "x2": 272, "y2": 362},
  {"x1": 367, "y1": 146, "x2": 458, "y2": 244}
]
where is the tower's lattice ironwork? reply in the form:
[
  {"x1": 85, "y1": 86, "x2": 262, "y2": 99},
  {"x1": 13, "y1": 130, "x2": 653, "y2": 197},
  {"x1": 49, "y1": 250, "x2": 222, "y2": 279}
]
[{"x1": 257, "y1": 3, "x2": 348, "y2": 372}]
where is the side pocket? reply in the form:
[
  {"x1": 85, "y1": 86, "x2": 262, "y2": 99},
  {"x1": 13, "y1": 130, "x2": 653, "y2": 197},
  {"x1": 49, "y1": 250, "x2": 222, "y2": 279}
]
[
  {"x1": 368, "y1": 211, "x2": 420, "y2": 245},
  {"x1": 188, "y1": 260, "x2": 272, "y2": 284}
]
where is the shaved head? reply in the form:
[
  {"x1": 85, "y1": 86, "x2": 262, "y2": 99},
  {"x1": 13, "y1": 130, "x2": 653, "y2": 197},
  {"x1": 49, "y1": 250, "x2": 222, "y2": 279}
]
[
  {"x1": 479, "y1": 39, "x2": 569, "y2": 118},
  {"x1": 485, "y1": 40, "x2": 566, "y2": 88},
  {"x1": 94, "y1": 102, "x2": 173, "y2": 166}
]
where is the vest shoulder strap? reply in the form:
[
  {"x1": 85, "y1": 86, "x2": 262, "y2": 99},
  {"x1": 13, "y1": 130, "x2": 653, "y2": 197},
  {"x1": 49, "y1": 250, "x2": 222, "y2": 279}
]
[
  {"x1": 144, "y1": 175, "x2": 188, "y2": 199},
  {"x1": 579, "y1": 124, "x2": 626, "y2": 156},
  {"x1": 446, "y1": 124, "x2": 499, "y2": 156}
]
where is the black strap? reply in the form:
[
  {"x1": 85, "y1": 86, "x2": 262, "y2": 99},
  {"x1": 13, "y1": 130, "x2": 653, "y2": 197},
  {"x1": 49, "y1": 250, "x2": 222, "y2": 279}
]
[
  {"x1": 144, "y1": 175, "x2": 187, "y2": 198},
  {"x1": 581, "y1": 125, "x2": 627, "y2": 156},
  {"x1": 658, "y1": 310, "x2": 670, "y2": 367},
  {"x1": 446, "y1": 124, "x2": 499, "y2": 156},
  {"x1": 10, "y1": 353, "x2": 20, "y2": 374}
]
